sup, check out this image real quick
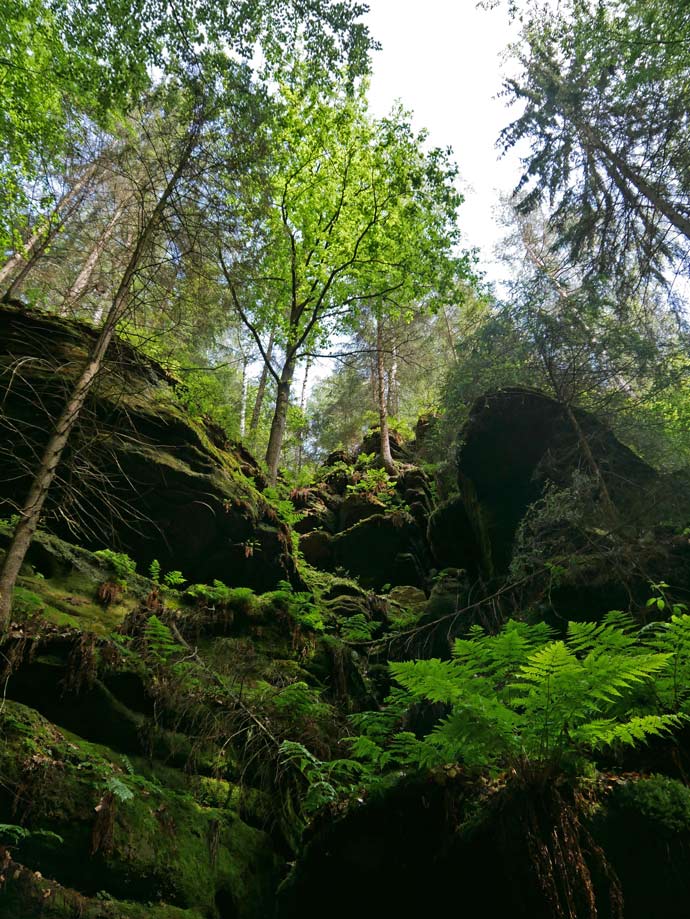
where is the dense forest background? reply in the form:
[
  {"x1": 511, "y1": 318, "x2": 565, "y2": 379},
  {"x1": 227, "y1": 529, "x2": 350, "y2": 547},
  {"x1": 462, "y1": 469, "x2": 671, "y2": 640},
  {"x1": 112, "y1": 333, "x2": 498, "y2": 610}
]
[
  {"x1": 2, "y1": 3, "x2": 690, "y2": 918},
  {"x1": 2, "y1": 0, "x2": 689, "y2": 491}
]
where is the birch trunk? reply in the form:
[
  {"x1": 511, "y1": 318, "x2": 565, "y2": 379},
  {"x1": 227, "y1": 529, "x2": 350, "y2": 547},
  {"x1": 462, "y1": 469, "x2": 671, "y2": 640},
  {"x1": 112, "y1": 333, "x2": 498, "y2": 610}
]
[
  {"x1": 60, "y1": 200, "x2": 126, "y2": 312},
  {"x1": 376, "y1": 319, "x2": 395, "y2": 473},
  {"x1": 249, "y1": 332, "x2": 274, "y2": 437}
]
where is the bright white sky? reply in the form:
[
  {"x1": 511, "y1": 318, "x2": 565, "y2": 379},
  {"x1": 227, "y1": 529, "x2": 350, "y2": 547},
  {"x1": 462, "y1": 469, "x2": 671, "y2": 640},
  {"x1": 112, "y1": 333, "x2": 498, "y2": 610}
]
[{"x1": 363, "y1": 0, "x2": 522, "y2": 283}]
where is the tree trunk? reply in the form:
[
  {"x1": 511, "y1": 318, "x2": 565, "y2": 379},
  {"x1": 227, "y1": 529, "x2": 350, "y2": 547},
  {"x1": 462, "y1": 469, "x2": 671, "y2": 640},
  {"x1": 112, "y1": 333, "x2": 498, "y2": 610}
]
[
  {"x1": 265, "y1": 356, "x2": 296, "y2": 484},
  {"x1": 60, "y1": 200, "x2": 126, "y2": 312},
  {"x1": 249, "y1": 332, "x2": 274, "y2": 438},
  {"x1": 442, "y1": 306, "x2": 459, "y2": 363},
  {"x1": 296, "y1": 355, "x2": 312, "y2": 475},
  {"x1": 239, "y1": 356, "x2": 249, "y2": 438},
  {"x1": 376, "y1": 318, "x2": 396, "y2": 473},
  {"x1": 579, "y1": 120, "x2": 690, "y2": 242},
  {"x1": 0, "y1": 164, "x2": 98, "y2": 298},
  {"x1": 541, "y1": 351, "x2": 618, "y2": 525},
  {"x1": 0, "y1": 125, "x2": 199, "y2": 629},
  {"x1": 387, "y1": 344, "x2": 399, "y2": 417}
]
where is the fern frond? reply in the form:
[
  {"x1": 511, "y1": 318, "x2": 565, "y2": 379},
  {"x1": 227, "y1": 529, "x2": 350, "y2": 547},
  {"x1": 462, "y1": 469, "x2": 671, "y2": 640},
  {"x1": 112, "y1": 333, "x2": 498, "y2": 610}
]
[
  {"x1": 386, "y1": 731, "x2": 440, "y2": 769},
  {"x1": 573, "y1": 714, "x2": 683, "y2": 749},
  {"x1": 519, "y1": 641, "x2": 577, "y2": 685},
  {"x1": 582, "y1": 651, "x2": 672, "y2": 703},
  {"x1": 348, "y1": 735, "x2": 385, "y2": 765},
  {"x1": 603, "y1": 610, "x2": 637, "y2": 633},
  {"x1": 567, "y1": 618, "x2": 636, "y2": 655},
  {"x1": 390, "y1": 659, "x2": 462, "y2": 703}
]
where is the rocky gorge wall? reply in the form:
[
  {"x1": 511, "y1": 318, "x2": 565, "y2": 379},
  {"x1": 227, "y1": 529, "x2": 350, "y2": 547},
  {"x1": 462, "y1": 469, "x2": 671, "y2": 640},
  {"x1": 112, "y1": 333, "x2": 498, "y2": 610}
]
[{"x1": 2, "y1": 307, "x2": 690, "y2": 918}]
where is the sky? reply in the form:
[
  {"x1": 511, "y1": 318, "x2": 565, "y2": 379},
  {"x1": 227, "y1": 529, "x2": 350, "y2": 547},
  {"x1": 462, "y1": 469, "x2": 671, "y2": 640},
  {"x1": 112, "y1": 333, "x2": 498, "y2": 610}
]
[{"x1": 363, "y1": 0, "x2": 523, "y2": 282}]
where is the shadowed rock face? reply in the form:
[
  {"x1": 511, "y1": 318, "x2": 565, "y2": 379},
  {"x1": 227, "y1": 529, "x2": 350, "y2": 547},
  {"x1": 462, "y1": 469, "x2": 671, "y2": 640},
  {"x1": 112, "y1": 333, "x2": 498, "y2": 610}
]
[
  {"x1": 0, "y1": 305, "x2": 297, "y2": 591},
  {"x1": 456, "y1": 388, "x2": 661, "y2": 575},
  {"x1": 276, "y1": 770, "x2": 690, "y2": 919},
  {"x1": 296, "y1": 447, "x2": 434, "y2": 590}
]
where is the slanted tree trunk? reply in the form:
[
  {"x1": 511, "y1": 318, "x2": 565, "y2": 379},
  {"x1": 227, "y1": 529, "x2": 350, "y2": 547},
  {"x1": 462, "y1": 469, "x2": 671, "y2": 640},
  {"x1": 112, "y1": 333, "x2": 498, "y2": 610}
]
[
  {"x1": 0, "y1": 126, "x2": 199, "y2": 629},
  {"x1": 376, "y1": 318, "x2": 395, "y2": 473},
  {"x1": 249, "y1": 332, "x2": 274, "y2": 438},
  {"x1": 60, "y1": 200, "x2": 126, "y2": 312},
  {"x1": 265, "y1": 353, "x2": 296, "y2": 484},
  {"x1": 562, "y1": 399, "x2": 618, "y2": 524},
  {"x1": 0, "y1": 164, "x2": 98, "y2": 299},
  {"x1": 541, "y1": 353, "x2": 618, "y2": 525}
]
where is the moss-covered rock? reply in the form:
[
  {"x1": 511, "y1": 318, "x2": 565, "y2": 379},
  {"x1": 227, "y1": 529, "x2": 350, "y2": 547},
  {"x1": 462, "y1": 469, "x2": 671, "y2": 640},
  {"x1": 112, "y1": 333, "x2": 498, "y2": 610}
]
[
  {"x1": 0, "y1": 701, "x2": 282, "y2": 918},
  {"x1": 277, "y1": 769, "x2": 690, "y2": 919},
  {"x1": 0, "y1": 305, "x2": 297, "y2": 591},
  {"x1": 456, "y1": 387, "x2": 687, "y2": 576}
]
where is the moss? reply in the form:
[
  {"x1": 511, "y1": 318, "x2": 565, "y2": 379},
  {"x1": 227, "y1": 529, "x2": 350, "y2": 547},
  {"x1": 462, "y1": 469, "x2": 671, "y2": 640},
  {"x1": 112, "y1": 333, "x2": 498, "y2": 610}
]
[
  {"x1": 0, "y1": 701, "x2": 282, "y2": 918},
  {"x1": 0, "y1": 861, "x2": 207, "y2": 919},
  {"x1": 607, "y1": 774, "x2": 690, "y2": 835},
  {"x1": 0, "y1": 306, "x2": 299, "y2": 593}
]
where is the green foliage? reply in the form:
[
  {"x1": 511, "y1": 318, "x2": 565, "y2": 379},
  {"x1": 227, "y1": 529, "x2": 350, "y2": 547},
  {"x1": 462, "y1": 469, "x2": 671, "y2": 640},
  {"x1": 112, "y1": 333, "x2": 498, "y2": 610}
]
[
  {"x1": 272, "y1": 581, "x2": 325, "y2": 633},
  {"x1": 149, "y1": 559, "x2": 161, "y2": 584},
  {"x1": 0, "y1": 515, "x2": 21, "y2": 531},
  {"x1": 279, "y1": 740, "x2": 365, "y2": 816},
  {"x1": 105, "y1": 775, "x2": 135, "y2": 803},
  {"x1": 341, "y1": 613, "x2": 375, "y2": 642},
  {"x1": 613, "y1": 775, "x2": 690, "y2": 835},
  {"x1": 355, "y1": 616, "x2": 685, "y2": 776},
  {"x1": 0, "y1": 823, "x2": 63, "y2": 846},
  {"x1": 274, "y1": 682, "x2": 330, "y2": 720},
  {"x1": 143, "y1": 615, "x2": 183, "y2": 666},
  {"x1": 94, "y1": 549, "x2": 136, "y2": 583},
  {"x1": 501, "y1": 0, "x2": 690, "y2": 288},
  {"x1": 185, "y1": 580, "x2": 256, "y2": 613},
  {"x1": 263, "y1": 485, "x2": 305, "y2": 528},
  {"x1": 163, "y1": 569, "x2": 186, "y2": 589},
  {"x1": 346, "y1": 467, "x2": 396, "y2": 502},
  {"x1": 641, "y1": 603, "x2": 690, "y2": 713}
]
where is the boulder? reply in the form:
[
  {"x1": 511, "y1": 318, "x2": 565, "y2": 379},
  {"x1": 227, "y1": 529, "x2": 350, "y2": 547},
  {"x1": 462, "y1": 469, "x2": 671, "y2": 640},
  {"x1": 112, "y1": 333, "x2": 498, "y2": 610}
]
[
  {"x1": 277, "y1": 770, "x2": 690, "y2": 919},
  {"x1": 455, "y1": 387, "x2": 687, "y2": 576},
  {"x1": 359, "y1": 427, "x2": 411, "y2": 462},
  {"x1": 427, "y1": 495, "x2": 487, "y2": 577},
  {"x1": 331, "y1": 513, "x2": 427, "y2": 590},
  {"x1": 338, "y1": 493, "x2": 387, "y2": 530}
]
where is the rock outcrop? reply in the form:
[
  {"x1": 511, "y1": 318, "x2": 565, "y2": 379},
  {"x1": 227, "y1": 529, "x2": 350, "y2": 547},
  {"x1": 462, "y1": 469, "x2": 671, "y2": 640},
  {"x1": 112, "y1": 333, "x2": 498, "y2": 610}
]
[
  {"x1": 295, "y1": 449, "x2": 434, "y2": 590},
  {"x1": 0, "y1": 305, "x2": 297, "y2": 591},
  {"x1": 428, "y1": 387, "x2": 690, "y2": 617}
]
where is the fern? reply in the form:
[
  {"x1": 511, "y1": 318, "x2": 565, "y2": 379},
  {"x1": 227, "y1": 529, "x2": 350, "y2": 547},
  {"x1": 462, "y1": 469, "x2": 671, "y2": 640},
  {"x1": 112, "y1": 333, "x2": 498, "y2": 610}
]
[
  {"x1": 642, "y1": 613, "x2": 690, "y2": 713},
  {"x1": 274, "y1": 681, "x2": 329, "y2": 720},
  {"x1": 94, "y1": 549, "x2": 136, "y2": 582},
  {"x1": 362, "y1": 616, "x2": 686, "y2": 776},
  {"x1": 341, "y1": 613, "x2": 375, "y2": 642},
  {"x1": 572, "y1": 714, "x2": 682, "y2": 749},
  {"x1": 567, "y1": 612, "x2": 637, "y2": 654},
  {"x1": 143, "y1": 615, "x2": 183, "y2": 665},
  {"x1": 163, "y1": 569, "x2": 186, "y2": 589},
  {"x1": 279, "y1": 741, "x2": 367, "y2": 815},
  {"x1": 390, "y1": 658, "x2": 465, "y2": 704},
  {"x1": 0, "y1": 824, "x2": 63, "y2": 846},
  {"x1": 105, "y1": 776, "x2": 135, "y2": 803}
]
